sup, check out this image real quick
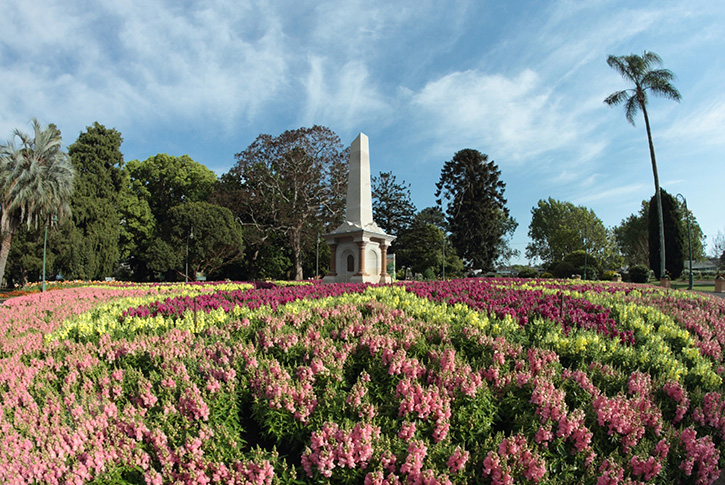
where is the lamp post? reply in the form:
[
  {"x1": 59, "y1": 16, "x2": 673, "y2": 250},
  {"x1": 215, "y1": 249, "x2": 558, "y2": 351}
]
[
  {"x1": 316, "y1": 233, "x2": 319, "y2": 278},
  {"x1": 582, "y1": 224, "x2": 589, "y2": 280},
  {"x1": 676, "y1": 193, "x2": 693, "y2": 290},
  {"x1": 185, "y1": 226, "x2": 193, "y2": 283},
  {"x1": 442, "y1": 232, "x2": 446, "y2": 280},
  {"x1": 42, "y1": 213, "x2": 58, "y2": 292}
]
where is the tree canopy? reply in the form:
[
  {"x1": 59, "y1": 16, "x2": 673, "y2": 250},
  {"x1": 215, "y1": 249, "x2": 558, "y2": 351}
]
[
  {"x1": 222, "y1": 125, "x2": 348, "y2": 280},
  {"x1": 371, "y1": 171, "x2": 416, "y2": 237},
  {"x1": 526, "y1": 198, "x2": 615, "y2": 267},
  {"x1": 147, "y1": 201, "x2": 243, "y2": 280},
  {"x1": 0, "y1": 119, "x2": 74, "y2": 287},
  {"x1": 435, "y1": 149, "x2": 513, "y2": 272},
  {"x1": 64, "y1": 123, "x2": 125, "y2": 279},
  {"x1": 126, "y1": 153, "x2": 217, "y2": 222},
  {"x1": 616, "y1": 196, "x2": 705, "y2": 270}
]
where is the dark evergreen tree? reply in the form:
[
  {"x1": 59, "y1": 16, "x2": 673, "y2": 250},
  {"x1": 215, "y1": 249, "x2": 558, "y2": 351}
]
[
  {"x1": 371, "y1": 171, "x2": 416, "y2": 237},
  {"x1": 435, "y1": 149, "x2": 512, "y2": 272},
  {"x1": 648, "y1": 189, "x2": 684, "y2": 279},
  {"x1": 65, "y1": 123, "x2": 125, "y2": 279}
]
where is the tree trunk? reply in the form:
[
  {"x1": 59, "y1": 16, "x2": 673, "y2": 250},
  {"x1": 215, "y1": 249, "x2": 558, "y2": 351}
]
[
  {"x1": 291, "y1": 229, "x2": 304, "y2": 281},
  {"x1": 642, "y1": 105, "x2": 666, "y2": 278},
  {"x1": 0, "y1": 231, "x2": 14, "y2": 288}
]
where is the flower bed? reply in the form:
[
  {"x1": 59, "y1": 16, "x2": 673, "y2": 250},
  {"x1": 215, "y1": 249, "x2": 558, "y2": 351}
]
[{"x1": 2, "y1": 278, "x2": 725, "y2": 484}]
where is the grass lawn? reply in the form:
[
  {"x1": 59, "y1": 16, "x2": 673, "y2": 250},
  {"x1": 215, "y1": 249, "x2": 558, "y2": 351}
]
[{"x1": 670, "y1": 281, "x2": 716, "y2": 292}]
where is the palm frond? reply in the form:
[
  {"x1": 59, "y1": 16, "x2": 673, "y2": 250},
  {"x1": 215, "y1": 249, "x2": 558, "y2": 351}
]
[
  {"x1": 604, "y1": 89, "x2": 629, "y2": 106},
  {"x1": 625, "y1": 95, "x2": 640, "y2": 126}
]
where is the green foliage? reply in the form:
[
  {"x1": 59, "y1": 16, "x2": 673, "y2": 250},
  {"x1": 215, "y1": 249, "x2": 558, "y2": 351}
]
[
  {"x1": 616, "y1": 198, "x2": 706, "y2": 270},
  {"x1": 394, "y1": 213, "x2": 464, "y2": 278},
  {"x1": 435, "y1": 149, "x2": 513, "y2": 272},
  {"x1": 147, "y1": 201, "x2": 243, "y2": 280},
  {"x1": 423, "y1": 267, "x2": 436, "y2": 280},
  {"x1": 126, "y1": 153, "x2": 217, "y2": 280},
  {"x1": 563, "y1": 250, "x2": 602, "y2": 280},
  {"x1": 64, "y1": 123, "x2": 126, "y2": 279},
  {"x1": 371, "y1": 171, "x2": 416, "y2": 237},
  {"x1": 551, "y1": 261, "x2": 577, "y2": 279},
  {"x1": 221, "y1": 126, "x2": 348, "y2": 280},
  {"x1": 648, "y1": 189, "x2": 685, "y2": 279},
  {"x1": 601, "y1": 270, "x2": 619, "y2": 281},
  {"x1": 527, "y1": 198, "x2": 616, "y2": 269},
  {"x1": 127, "y1": 153, "x2": 217, "y2": 221},
  {"x1": 517, "y1": 267, "x2": 539, "y2": 278},
  {"x1": 5, "y1": 225, "x2": 44, "y2": 287},
  {"x1": 628, "y1": 264, "x2": 651, "y2": 283},
  {"x1": 0, "y1": 119, "x2": 74, "y2": 287}
]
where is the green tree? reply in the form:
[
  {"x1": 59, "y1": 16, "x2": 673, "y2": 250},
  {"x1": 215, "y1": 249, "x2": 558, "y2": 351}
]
[
  {"x1": 371, "y1": 171, "x2": 416, "y2": 237},
  {"x1": 415, "y1": 207, "x2": 447, "y2": 231},
  {"x1": 0, "y1": 119, "x2": 74, "y2": 287},
  {"x1": 435, "y1": 149, "x2": 512, "y2": 272},
  {"x1": 126, "y1": 154, "x2": 217, "y2": 222},
  {"x1": 147, "y1": 202, "x2": 243, "y2": 280},
  {"x1": 395, "y1": 213, "x2": 464, "y2": 278},
  {"x1": 616, "y1": 198, "x2": 705, "y2": 270},
  {"x1": 605, "y1": 51, "x2": 681, "y2": 279},
  {"x1": 614, "y1": 203, "x2": 650, "y2": 267},
  {"x1": 526, "y1": 198, "x2": 613, "y2": 265},
  {"x1": 126, "y1": 153, "x2": 217, "y2": 280},
  {"x1": 648, "y1": 189, "x2": 685, "y2": 279},
  {"x1": 63, "y1": 123, "x2": 125, "y2": 279},
  {"x1": 224, "y1": 126, "x2": 348, "y2": 280}
]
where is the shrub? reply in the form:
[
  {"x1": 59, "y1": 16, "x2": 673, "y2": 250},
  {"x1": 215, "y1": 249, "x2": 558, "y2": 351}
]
[
  {"x1": 517, "y1": 267, "x2": 539, "y2": 278},
  {"x1": 541, "y1": 272, "x2": 554, "y2": 278},
  {"x1": 551, "y1": 261, "x2": 576, "y2": 279},
  {"x1": 423, "y1": 267, "x2": 436, "y2": 280},
  {"x1": 628, "y1": 264, "x2": 651, "y2": 283},
  {"x1": 601, "y1": 270, "x2": 619, "y2": 281}
]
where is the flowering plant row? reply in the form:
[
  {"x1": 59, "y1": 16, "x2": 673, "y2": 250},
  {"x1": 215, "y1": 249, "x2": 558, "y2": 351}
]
[{"x1": 2, "y1": 278, "x2": 725, "y2": 484}]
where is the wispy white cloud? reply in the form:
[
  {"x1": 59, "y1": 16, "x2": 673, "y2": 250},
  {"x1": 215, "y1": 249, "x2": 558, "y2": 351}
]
[
  {"x1": 574, "y1": 182, "x2": 647, "y2": 204},
  {"x1": 662, "y1": 100, "x2": 725, "y2": 148},
  {"x1": 300, "y1": 57, "x2": 391, "y2": 131},
  {"x1": 409, "y1": 68, "x2": 602, "y2": 166}
]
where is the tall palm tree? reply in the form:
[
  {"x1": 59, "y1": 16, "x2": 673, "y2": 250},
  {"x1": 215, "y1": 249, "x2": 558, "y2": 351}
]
[
  {"x1": 0, "y1": 119, "x2": 75, "y2": 287},
  {"x1": 604, "y1": 51, "x2": 681, "y2": 279}
]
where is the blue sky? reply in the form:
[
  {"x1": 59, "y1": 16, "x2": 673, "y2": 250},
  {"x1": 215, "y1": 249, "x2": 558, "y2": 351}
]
[{"x1": 2, "y1": 0, "x2": 723, "y2": 264}]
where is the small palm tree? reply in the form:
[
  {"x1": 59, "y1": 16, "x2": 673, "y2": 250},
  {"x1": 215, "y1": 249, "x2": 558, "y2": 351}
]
[
  {"x1": 0, "y1": 119, "x2": 75, "y2": 287},
  {"x1": 604, "y1": 51, "x2": 681, "y2": 279}
]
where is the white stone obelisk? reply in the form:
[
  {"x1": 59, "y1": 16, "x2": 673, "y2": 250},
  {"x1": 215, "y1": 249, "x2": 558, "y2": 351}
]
[
  {"x1": 346, "y1": 133, "x2": 374, "y2": 228},
  {"x1": 322, "y1": 133, "x2": 395, "y2": 284}
]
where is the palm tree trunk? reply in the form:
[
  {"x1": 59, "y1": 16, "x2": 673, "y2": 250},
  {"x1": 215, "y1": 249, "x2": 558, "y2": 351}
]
[
  {"x1": 0, "y1": 231, "x2": 13, "y2": 288},
  {"x1": 642, "y1": 105, "x2": 666, "y2": 279}
]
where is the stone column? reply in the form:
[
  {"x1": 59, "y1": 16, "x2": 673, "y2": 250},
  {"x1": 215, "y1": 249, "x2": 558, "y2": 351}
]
[
  {"x1": 355, "y1": 241, "x2": 368, "y2": 276},
  {"x1": 328, "y1": 243, "x2": 338, "y2": 276},
  {"x1": 379, "y1": 243, "x2": 388, "y2": 278}
]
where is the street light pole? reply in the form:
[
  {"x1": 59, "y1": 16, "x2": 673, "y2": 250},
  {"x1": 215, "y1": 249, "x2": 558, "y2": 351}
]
[
  {"x1": 185, "y1": 226, "x2": 193, "y2": 283},
  {"x1": 583, "y1": 224, "x2": 588, "y2": 280},
  {"x1": 316, "y1": 233, "x2": 319, "y2": 279},
  {"x1": 442, "y1": 233, "x2": 446, "y2": 280},
  {"x1": 676, "y1": 193, "x2": 693, "y2": 290}
]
